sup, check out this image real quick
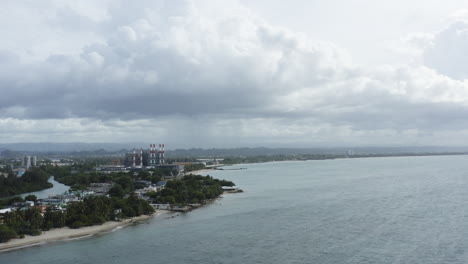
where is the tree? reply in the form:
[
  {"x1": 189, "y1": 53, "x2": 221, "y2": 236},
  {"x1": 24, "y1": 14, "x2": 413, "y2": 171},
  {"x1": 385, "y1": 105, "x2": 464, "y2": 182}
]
[
  {"x1": 109, "y1": 184, "x2": 126, "y2": 198},
  {"x1": 147, "y1": 175, "x2": 232, "y2": 205},
  {"x1": 42, "y1": 209, "x2": 66, "y2": 231},
  {"x1": 24, "y1": 208, "x2": 43, "y2": 235},
  {"x1": 25, "y1": 195, "x2": 37, "y2": 202},
  {"x1": 138, "y1": 170, "x2": 150, "y2": 179},
  {"x1": 115, "y1": 176, "x2": 134, "y2": 192},
  {"x1": 0, "y1": 167, "x2": 53, "y2": 198},
  {"x1": 0, "y1": 225, "x2": 17, "y2": 243}
]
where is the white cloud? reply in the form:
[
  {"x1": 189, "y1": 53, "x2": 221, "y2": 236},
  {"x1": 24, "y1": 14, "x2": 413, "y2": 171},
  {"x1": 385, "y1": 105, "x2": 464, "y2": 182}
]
[
  {"x1": 423, "y1": 21, "x2": 468, "y2": 80},
  {"x1": 448, "y1": 9, "x2": 468, "y2": 21},
  {"x1": 2, "y1": 0, "x2": 468, "y2": 147}
]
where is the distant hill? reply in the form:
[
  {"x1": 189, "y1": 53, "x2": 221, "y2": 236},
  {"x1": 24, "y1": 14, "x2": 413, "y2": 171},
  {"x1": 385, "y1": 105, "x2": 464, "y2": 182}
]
[
  {"x1": 0, "y1": 142, "x2": 142, "y2": 153},
  {"x1": 1, "y1": 143, "x2": 468, "y2": 158}
]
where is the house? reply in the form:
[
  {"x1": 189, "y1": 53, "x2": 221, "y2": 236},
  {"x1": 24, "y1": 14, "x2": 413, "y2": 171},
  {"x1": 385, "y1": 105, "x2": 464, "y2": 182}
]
[
  {"x1": 34, "y1": 206, "x2": 48, "y2": 214},
  {"x1": 134, "y1": 180, "x2": 152, "y2": 189},
  {"x1": 0, "y1": 208, "x2": 12, "y2": 214},
  {"x1": 88, "y1": 183, "x2": 113, "y2": 194},
  {"x1": 156, "y1": 181, "x2": 167, "y2": 187}
]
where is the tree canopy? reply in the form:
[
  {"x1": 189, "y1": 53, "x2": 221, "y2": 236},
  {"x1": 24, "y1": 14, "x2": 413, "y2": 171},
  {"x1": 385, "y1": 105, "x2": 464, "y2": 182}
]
[{"x1": 147, "y1": 175, "x2": 234, "y2": 205}]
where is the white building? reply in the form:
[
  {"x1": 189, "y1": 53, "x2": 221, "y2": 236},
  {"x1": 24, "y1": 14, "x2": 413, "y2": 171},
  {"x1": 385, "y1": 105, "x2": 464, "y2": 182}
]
[{"x1": 23, "y1": 155, "x2": 37, "y2": 169}]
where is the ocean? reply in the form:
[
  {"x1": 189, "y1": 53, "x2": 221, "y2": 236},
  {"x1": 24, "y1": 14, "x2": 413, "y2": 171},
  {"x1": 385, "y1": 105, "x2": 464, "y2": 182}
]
[{"x1": 3, "y1": 155, "x2": 468, "y2": 263}]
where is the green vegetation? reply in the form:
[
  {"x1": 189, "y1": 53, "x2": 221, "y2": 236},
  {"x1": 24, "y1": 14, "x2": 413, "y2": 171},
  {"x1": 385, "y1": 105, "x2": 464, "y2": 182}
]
[
  {"x1": 0, "y1": 196, "x2": 26, "y2": 209},
  {"x1": 42, "y1": 208, "x2": 66, "y2": 230},
  {"x1": 42, "y1": 165, "x2": 112, "y2": 190},
  {"x1": 25, "y1": 195, "x2": 37, "y2": 202},
  {"x1": 0, "y1": 195, "x2": 154, "y2": 243},
  {"x1": 42, "y1": 165, "x2": 167, "y2": 191},
  {"x1": 0, "y1": 167, "x2": 53, "y2": 198},
  {"x1": 0, "y1": 224, "x2": 17, "y2": 243},
  {"x1": 147, "y1": 175, "x2": 234, "y2": 205},
  {"x1": 0, "y1": 162, "x2": 161, "y2": 243},
  {"x1": 0, "y1": 159, "x2": 236, "y2": 244},
  {"x1": 65, "y1": 195, "x2": 154, "y2": 228},
  {"x1": 2, "y1": 208, "x2": 44, "y2": 238},
  {"x1": 183, "y1": 163, "x2": 206, "y2": 173}
]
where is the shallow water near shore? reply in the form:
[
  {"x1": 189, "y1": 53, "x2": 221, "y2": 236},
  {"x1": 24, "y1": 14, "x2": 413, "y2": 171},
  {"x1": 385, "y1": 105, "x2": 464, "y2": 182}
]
[{"x1": 3, "y1": 155, "x2": 468, "y2": 263}]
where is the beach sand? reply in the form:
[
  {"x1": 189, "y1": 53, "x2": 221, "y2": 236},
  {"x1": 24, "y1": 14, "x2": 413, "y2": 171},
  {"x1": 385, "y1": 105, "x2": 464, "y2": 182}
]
[
  {"x1": 185, "y1": 169, "x2": 213, "y2": 175},
  {"x1": 0, "y1": 210, "x2": 167, "y2": 252}
]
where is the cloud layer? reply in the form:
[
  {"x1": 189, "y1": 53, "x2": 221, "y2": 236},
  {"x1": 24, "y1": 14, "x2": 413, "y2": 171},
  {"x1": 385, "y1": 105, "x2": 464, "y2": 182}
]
[
  {"x1": 424, "y1": 21, "x2": 468, "y2": 80},
  {"x1": 1, "y1": 0, "x2": 468, "y2": 147}
]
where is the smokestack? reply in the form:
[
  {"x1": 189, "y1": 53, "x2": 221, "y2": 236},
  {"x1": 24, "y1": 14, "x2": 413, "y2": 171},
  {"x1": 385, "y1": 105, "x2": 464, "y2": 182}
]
[
  {"x1": 150, "y1": 144, "x2": 156, "y2": 165},
  {"x1": 158, "y1": 144, "x2": 162, "y2": 165},
  {"x1": 140, "y1": 148, "x2": 143, "y2": 167},
  {"x1": 161, "y1": 144, "x2": 165, "y2": 165}
]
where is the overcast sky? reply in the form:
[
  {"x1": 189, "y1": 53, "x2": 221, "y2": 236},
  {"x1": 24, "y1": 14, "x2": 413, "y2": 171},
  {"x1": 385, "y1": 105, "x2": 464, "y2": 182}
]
[{"x1": 1, "y1": 0, "x2": 468, "y2": 148}]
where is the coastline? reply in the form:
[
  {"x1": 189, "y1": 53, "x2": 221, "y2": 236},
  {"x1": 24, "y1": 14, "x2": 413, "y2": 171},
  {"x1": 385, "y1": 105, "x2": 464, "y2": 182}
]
[
  {"x1": 0, "y1": 210, "x2": 168, "y2": 252},
  {"x1": 185, "y1": 168, "x2": 214, "y2": 175},
  {"x1": 0, "y1": 173, "x2": 237, "y2": 253}
]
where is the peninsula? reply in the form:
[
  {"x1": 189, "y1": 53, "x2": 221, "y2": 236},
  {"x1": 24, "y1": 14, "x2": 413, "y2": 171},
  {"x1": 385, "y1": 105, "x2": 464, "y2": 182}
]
[{"x1": 0, "y1": 153, "x2": 238, "y2": 250}]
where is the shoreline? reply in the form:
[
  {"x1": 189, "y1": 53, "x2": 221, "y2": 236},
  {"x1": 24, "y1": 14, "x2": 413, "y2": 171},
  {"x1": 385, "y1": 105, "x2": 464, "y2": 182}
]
[
  {"x1": 185, "y1": 168, "x2": 214, "y2": 175},
  {"x1": 0, "y1": 210, "x2": 168, "y2": 253}
]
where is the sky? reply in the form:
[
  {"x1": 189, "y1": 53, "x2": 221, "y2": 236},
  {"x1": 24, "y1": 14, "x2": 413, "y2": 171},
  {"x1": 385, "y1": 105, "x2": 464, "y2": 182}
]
[{"x1": 1, "y1": 0, "x2": 468, "y2": 148}]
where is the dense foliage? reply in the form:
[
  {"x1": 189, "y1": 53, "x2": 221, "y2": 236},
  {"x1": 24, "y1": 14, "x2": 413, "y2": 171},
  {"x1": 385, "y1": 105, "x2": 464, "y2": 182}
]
[
  {"x1": 65, "y1": 195, "x2": 154, "y2": 228},
  {"x1": 42, "y1": 209, "x2": 66, "y2": 230},
  {"x1": 183, "y1": 163, "x2": 206, "y2": 173},
  {"x1": 0, "y1": 196, "x2": 26, "y2": 209},
  {"x1": 0, "y1": 159, "x2": 236, "y2": 244},
  {"x1": 42, "y1": 165, "x2": 111, "y2": 190},
  {"x1": 0, "y1": 224, "x2": 17, "y2": 243},
  {"x1": 43, "y1": 165, "x2": 163, "y2": 191},
  {"x1": 0, "y1": 167, "x2": 53, "y2": 198},
  {"x1": 0, "y1": 195, "x2": 154, "y2": 243},
  {"x1": 2, "y1": 208, "x2": 44, "y2": 237},
  {"x1": 147, "y1": 175, "x2": 234, "y2": 205}
]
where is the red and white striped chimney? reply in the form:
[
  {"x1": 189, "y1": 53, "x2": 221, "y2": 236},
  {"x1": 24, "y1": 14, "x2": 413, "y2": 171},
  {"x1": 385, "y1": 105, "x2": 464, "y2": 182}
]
[{"x1": 132, "y1": 148, "x2": 136, "y2": 167}]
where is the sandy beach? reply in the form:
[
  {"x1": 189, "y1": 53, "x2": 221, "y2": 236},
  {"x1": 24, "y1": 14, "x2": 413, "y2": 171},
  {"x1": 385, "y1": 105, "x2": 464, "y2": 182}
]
[
  {"x1": 0, "y1": 211, "x2": 167, "y2": 252},
  {"x1": 185, "y1": 169, "x2": 213, "y2": 175}
]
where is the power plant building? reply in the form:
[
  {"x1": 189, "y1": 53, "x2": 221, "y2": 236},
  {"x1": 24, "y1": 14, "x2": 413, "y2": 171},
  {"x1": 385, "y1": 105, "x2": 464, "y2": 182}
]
[{"x1": 124, "y1": 144, "x2": 165, "y2": 168}]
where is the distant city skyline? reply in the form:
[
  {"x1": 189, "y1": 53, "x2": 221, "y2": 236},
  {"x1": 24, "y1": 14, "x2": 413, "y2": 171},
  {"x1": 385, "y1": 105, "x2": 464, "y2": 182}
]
[{"x1": 2, "y1": 0, "x2": 468, "y2": 147}]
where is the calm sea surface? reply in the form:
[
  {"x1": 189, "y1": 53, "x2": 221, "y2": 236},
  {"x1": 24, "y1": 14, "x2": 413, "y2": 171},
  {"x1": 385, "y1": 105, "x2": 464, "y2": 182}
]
[{"x1": 3, "y1": 155, "x2": 468, "y2": 264}]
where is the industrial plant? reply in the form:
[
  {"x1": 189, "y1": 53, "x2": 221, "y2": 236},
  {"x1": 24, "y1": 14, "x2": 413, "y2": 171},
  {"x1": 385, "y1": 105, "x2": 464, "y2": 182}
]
[{"x1": 124, "y1": 144, "x2": 166, "y2": 168}]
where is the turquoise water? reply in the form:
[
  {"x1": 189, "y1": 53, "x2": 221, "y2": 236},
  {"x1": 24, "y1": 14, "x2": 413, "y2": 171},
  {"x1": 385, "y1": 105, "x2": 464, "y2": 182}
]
[{"x1": 3, "y1": 155, "x2": 468, "y2": 263}]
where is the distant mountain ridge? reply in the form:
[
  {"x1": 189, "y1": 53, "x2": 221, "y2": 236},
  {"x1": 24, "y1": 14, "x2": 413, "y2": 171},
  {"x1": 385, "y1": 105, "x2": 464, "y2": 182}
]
[
  {"x1": 0, "y1": 142, "x2": 142, "y2": 152},
  {"x1": 1, "y1": 143, "x2": 468, "y2": 158}
]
